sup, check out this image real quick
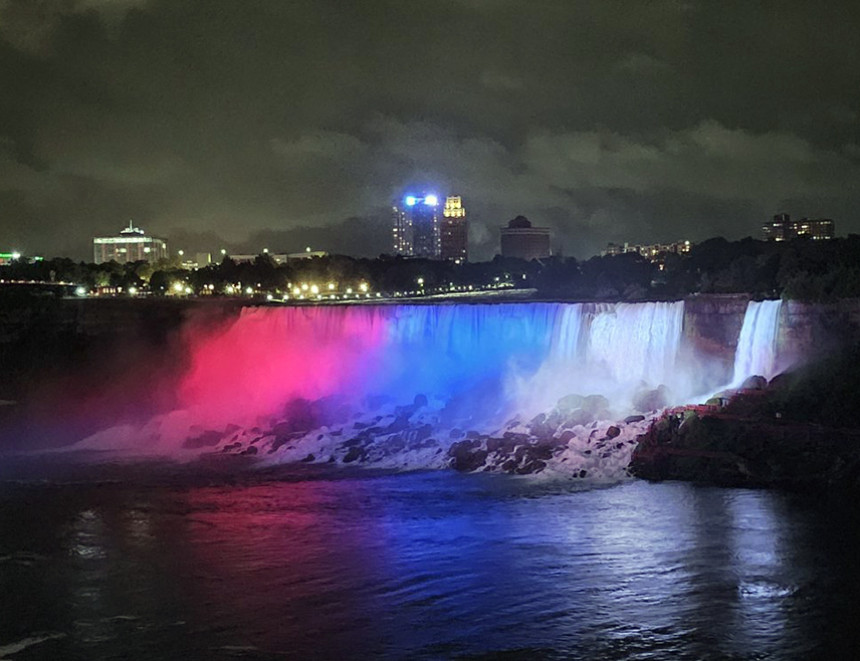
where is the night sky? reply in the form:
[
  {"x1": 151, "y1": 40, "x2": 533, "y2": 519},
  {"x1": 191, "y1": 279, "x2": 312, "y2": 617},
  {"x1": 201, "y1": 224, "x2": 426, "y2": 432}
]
[{"x1": 1, "y1": 0, "x2": 858, "y2": 260}]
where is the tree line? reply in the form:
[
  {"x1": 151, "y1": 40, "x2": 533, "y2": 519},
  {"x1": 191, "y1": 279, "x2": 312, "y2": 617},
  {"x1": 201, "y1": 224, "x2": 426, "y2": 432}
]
[{"x1": 3, "y1": 235, "x2": 860, "y2": 302}]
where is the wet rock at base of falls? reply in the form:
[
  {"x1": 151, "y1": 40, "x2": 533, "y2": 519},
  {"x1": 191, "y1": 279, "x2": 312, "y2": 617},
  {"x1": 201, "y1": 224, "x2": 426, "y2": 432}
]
[
  {"x1": 633, "y1": 385, "x2": 670, "y2": 412},
  {"x1": 556, "y1": 394, "x2": 585, "y2": 412},
  {"x1": 582, "y1": 394, "x2": 610, "y2": 414},
  {"x1": 448, "y1": 439, "x2": 489, "y2": 472},
  {"x1": 394, "y1": 394, "x2": 429, "y2": 420},
  {"x1": 343, "y1": 447, "x2": 364, "y2": 463},
  {"x1": 604, "y1": 426, "x2": 621, "y2": 440},
  {"x1": 624, "y1": 415, "x2": 646, "y2": 424},
  {"x1": 557, "y1": 430, "x2": 577, "y2": 444},
  {"x1": 740, "y1": 375, "x2": 768, "y2": 390}
]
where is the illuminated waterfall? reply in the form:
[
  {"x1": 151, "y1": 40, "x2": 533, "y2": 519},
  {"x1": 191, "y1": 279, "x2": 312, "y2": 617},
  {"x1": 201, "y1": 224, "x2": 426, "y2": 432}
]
[
  {"x1": 177, "y1": 301, "x2": 689, "y2": 428},
  {"x1": 731, "y1": 299, "x2": 783, "y2": 385}
]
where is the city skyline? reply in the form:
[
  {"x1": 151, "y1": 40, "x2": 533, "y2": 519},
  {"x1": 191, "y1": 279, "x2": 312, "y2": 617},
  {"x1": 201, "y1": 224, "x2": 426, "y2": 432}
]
[{"x1": 1, "y1": 1, "x2": 859, "y2": 262}]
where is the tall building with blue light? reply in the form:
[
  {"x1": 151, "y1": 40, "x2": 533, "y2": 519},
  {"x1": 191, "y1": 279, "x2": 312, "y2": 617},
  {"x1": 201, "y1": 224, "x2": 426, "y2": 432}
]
[{"x1": 392, "y1": 194, "x2": 441, "y2": 258}]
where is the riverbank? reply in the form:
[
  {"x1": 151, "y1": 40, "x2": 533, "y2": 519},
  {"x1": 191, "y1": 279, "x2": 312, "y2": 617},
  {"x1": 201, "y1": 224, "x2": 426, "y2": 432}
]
[{"x1": 629, "y1": 346, "x2": 860, "y2": 490}]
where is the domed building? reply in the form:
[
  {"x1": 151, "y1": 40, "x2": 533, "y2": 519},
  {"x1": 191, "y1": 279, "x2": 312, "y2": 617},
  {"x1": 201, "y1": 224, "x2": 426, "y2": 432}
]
[{"x1": 500, "y1": 216, "x2": 551, "y2": 261}]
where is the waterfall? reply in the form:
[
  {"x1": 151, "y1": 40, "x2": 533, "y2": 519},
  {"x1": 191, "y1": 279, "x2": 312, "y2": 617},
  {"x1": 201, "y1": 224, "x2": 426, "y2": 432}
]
[
  {"x1": 174, "y1": 301, "x2": 689, "y2": 428},
  {"x1": 731, "y1": 299, "x2": 782, "y2": 386}
]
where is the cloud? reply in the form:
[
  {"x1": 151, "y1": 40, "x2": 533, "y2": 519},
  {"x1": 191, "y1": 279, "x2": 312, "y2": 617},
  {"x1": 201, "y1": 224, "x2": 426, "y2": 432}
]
[
  {"x1": 0, "y1": 0, "x2": 147, "y2": 54},
  {"x1": 522, "y1": 121, "x2": 860, "y2": 207}
]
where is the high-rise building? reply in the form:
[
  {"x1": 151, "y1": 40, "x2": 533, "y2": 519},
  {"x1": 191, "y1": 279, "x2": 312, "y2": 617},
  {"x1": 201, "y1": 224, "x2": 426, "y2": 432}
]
[
  {"x1": 500, "y1": 216, "x2": 551, "y2": 261},
  {"x1": 762, "y1": 214, "x2": 835, "y2": 241},
  {"x1": 440, "y1": 196, "x2": 468, "y2": 263},
  {"x1": 93, "y1": 221, "x2": 168, "y2": 264},
  {"x1": 392, "y1": 194, "x2": 441, "y2": 258}
]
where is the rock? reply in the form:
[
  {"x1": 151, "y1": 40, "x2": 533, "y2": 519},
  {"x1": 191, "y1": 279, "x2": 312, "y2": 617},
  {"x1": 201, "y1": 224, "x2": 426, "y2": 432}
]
[
  {"x1": 564, "y1": 408, "x2": 593, "y2": 427},
  {"x1": 624, "y1": 415, "x2": 646, "y2": 424},
  {"x1": 448, "y1": 440, "x2": 488, "y2": 472},
  {"x1": 529, "y1": 412, "x2": 546, "y2": 426},
  {"x1": 633, "y1": 385, "x2": 670, "y2": 412},
  {"x1": 384, "y1": 416, "x2": 410, "y2": 433},
  {"x1": 449, "y1": 428, "x2": 465, "y2": 439},
  {"x1": 582, "y1": 394, "x2": 610, "y2": 414},
  {"x1": 343, "y1": 447, "x2": 362, "y2": 463},
  {"x1": 301, "y1": 453, "x2": 315, "y2": 462},
  {"x1": 241, "y1": 446, "x2": 258, "y2": 455},
  {"x1": 557, "y1": 394, "x2": 585, "y2": 412},
  {"x1": 741, "y1": 375, "x2": 768, "y2": 390},
  {"x1": 502, "y1": 459, "x2": 519, "y2": 472},
  {"x1": 604, "y1": 425, "x2": 621, "y2": 439},
  {"x1": 558, "y1": 430, "x2": 577, "y2": 443}
]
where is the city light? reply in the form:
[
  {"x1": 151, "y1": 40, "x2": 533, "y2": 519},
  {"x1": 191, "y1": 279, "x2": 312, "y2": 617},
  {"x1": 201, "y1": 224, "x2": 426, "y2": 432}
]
[
  {"x1": 424, "y1": 195, "x2": 438, "y2": 206},
  {"x1": 293, "y1": 287, "x2": 301, "y2": 295},
  {"x1": 405, "y1": 196, "x2": 417, "y2": 206},
  {"x1": 173, "y1": 282, "x2": 184, "y2": 293},
  {"x1": 245, "y1": 286, "x2": 254, "y2": 295},
  {"x1": 310, "y1": 284, "x2": 319, "y2": 295},
  {"x1": 75, "y1": 286, "x2": 87, "y2": 297},
  {"x1": 128, "y1": 286, "x2": 138, "y2": 296},
  {"x1": 359, "y1": 282, "x2": 368, "y2": 292},
  {"x1": 328, "y1": 282, "x2": 335, "y2": 290},
  {"x1": 184, "y1": 286, "x2": 192, "y2": 294},
  {"x1": 11, "y1": 251, "x2": 20, "y2": 260}
]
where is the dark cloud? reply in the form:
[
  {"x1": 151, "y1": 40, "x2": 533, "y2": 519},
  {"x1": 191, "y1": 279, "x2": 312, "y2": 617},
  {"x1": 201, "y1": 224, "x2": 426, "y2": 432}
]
[{"x1": 1, "y1": 0, "x2": 858, "y2": 260}]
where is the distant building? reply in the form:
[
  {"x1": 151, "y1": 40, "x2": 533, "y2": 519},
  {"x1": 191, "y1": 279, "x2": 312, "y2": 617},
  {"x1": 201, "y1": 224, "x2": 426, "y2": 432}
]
[
  {"x1": 93, "y1": 221, "x2": 168, "y2": 264},
  {"x1": 0, "y1": 251, "x2": 22, "y2": 266},
  {"x1": 440, "y1": 195, "x2": 468, "y2": 263},
  {"x1": 762, "y1": 213, "x2": 834, "y2": 241},
  {"x1": 178, "y1": 252, "x2": 212, "y2": 270},
  {"x1": 227, "y1": 249, "x2": 327, "y2": 266},
  {"x1": 603, "y1": 240, "x2": 692, "y2": 261},
  {"x1": 285, "y1": 249, "x2": 327, "y2": 262},
  {"x1": 500, "y1": 216, "x2": 551, "y2": 261},
  {"x1": 392, "y1": 194, "x2": 441, "y2": 258}
]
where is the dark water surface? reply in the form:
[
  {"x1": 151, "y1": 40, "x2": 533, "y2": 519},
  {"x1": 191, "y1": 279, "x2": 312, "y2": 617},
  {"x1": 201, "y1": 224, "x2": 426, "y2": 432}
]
[{"x1": 1, "y1": 462, "x2": 859, "y2": 660}]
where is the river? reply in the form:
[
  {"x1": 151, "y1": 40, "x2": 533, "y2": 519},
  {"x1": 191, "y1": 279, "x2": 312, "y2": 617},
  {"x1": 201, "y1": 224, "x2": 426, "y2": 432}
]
[{"x1": 1, "y1": 461, "x2": 856, "y2": 659}]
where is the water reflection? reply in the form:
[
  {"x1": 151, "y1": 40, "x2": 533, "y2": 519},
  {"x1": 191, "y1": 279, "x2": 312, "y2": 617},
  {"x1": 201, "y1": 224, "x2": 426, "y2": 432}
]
[{"x1": 1, "y1": 472, "x2": 859, "y2": 659}]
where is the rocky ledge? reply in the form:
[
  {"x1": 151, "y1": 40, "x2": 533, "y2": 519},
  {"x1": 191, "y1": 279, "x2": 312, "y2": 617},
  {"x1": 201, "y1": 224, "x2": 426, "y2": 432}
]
[
  {"x1": 629, "y1": 372, "x2": 860, "y2": 490},
  {"x1": 163, "y1": 388, "x2": 670, "y2": 481}
]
